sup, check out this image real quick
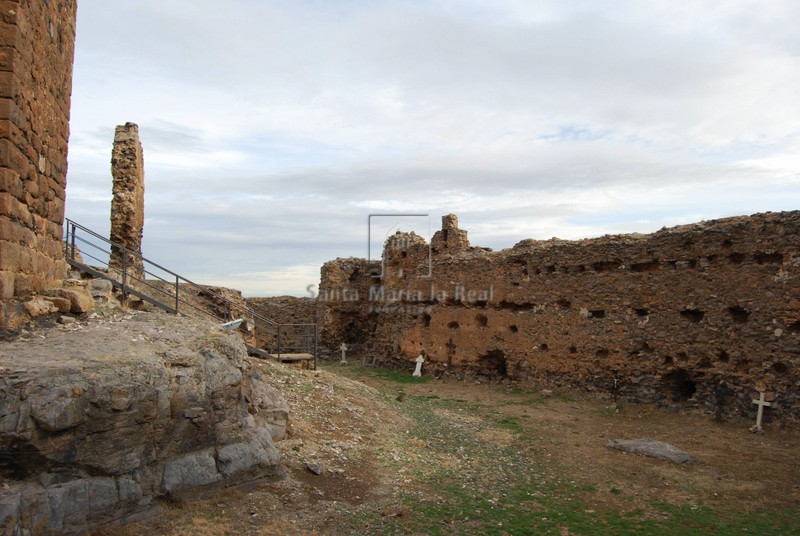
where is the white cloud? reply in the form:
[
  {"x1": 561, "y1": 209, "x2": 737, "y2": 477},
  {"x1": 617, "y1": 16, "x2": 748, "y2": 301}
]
[{"x1": 65, "y1": 0, "x2": 800, "y2": 296}]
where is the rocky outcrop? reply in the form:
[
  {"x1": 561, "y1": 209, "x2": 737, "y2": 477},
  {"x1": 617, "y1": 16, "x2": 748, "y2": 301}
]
[{"x1": 0, "y1": 310, "x2": 288, "y2": 534}]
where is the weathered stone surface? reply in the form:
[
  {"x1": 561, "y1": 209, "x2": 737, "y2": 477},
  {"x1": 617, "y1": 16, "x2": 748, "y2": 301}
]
[
  {"x1": 318, "y1": 211, "x2": 800, "y2": 424},
  {"x1": 46, "y1": 287, "x2": 95, "y2": 314},
  {"x1": 607, "y1": 438, "x2": 693, "y2": 464},
  {"x1": 162, "y1": 449, "x2": 222, "y2": 493},
  {"x1": 23, "y1": 296, "x2": 57, "y2": 317},
  {"x1": 43, "y1": 295, "x2": 72, "y2": 313},
  {"x1": 109, "y1": 123, "x2": 145, "y2": 275},
  {"x1": 0, "y1": 311, "x2": 287, "y2": 534},
  {"x1": 0, "y1": 1, "x2": 77, "y2": 327},
  {"x1": 29, "y1": 386, "x2": 89, "y2": 432},
  {"x1": 248, "y1": 373, "x2": 290, "y2": 441},
  {"x1": 247, "y1": 295, "x2": 317, "y2": 355},
  {"x1": 217, "y1": 428, "x2": 280, "y2": 479}
]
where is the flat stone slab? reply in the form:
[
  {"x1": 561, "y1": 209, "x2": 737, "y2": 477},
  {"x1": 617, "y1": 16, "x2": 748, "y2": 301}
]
[{"x1": 607, "y1": 438, "x2": 693, "y2": 464}]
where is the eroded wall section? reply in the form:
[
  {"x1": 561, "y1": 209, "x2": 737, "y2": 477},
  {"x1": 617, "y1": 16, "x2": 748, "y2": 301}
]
[{"x1": 318, "y1": 212, "x2": 800, "y2": 423}]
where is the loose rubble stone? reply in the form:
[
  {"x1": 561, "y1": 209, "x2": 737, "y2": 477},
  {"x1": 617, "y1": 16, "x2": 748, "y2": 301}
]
[
  {"x1": 305, "y1": 462, "x2": 322, "y2": 475},
  {"x1": 23, "y1": 297, "x2": 58, "y2": 317},
  {"x1": 606, "y1": 438, "x2": 693, "y2": 464}
]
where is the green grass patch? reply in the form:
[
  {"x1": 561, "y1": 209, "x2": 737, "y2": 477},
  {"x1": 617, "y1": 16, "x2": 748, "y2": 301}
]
[
  {"x1": 496, "y1": 416, "x2": 525, "y2": 434},
  {"x1": 325, "y1": 365, "x2": 800, "y2": 536}
]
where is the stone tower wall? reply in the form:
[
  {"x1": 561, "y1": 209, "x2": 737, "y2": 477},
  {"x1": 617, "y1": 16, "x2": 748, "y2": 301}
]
[
  {"x1": 0, "y1": 0, "x2": 78, "y2": 327},
  {"x1": 318, "y1": 211, "x2": 800, "y2": 424},
  {"x1": 109, "y1": 122, "x2": 145, "y2": 274}
]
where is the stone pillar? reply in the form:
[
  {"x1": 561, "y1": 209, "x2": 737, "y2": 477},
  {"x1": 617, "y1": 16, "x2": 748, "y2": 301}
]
[
  {"x1": 0, "y1": 0, "x2": 78, "y2": 328},
  {"x1": 431, "y1": 213, "x2": 470, "y2": 254},
  {"x1": 109, "y1": 123, "x2": 145, "y2": 275}
]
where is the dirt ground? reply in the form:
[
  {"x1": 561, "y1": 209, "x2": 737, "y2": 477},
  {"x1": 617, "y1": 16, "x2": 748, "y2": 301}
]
[{"x1": 104, "y1": 358, "x2": 800, "y2": 535}]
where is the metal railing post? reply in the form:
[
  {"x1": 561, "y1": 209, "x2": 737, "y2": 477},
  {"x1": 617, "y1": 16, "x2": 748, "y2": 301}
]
[
  {"x1": 313, "y1": 324, "x2": 318, "y2": 370},
  {"x1": 121, "y1": 254, "x2": 127, "y2": 306},
  {"x1": 277, "y1": 325, "x2": 282, "y2": 359},
  {"x1": 69, "y1": 221, "x2": 76, "y2": 261},
  {"x1": 175, "y1": 275, "x2": 180, "y2": 313}
]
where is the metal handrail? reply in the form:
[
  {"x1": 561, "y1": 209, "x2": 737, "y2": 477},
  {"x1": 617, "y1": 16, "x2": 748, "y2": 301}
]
[{"x1": 63, "y1": 219, "x2": 315, "y2": 366}]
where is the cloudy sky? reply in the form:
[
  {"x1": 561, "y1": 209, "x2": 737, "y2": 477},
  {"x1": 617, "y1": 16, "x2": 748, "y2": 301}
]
[{"x1": 65, "y1": 0, "x2": 800, "y2": 296}]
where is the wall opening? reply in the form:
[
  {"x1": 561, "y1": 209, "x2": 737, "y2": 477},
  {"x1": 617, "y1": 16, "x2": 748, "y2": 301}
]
[
  {"x1": 592, "y1": 260, "x2": 621, "y2": 272},
  {"x1": 754, "y1": 252, "x2": 783, "y2": 265},
  {"x1": 680, "y1": 309, "x2": 704, "y2": 323},
  {"x1": 634, "y1": 308, "x2": 649, "y2": 317},
  {"x1": 476, "y1": 314, "x2": 488, "y2": 328},
  {"x1": 787, "y1": 320, "x2": 800, "y2": 334},
  {"x1": 772, "y1": 362, "x2": 788, "y2": 374},
  {"x1": 422, "y1": 313, "x2": 431, "y2": 328},
  {"x1": 631, "y1": 260, "x2": 660, "y2": 272},
  {"x1": 556, "y1": 299, "x2": 571, "y2": 310},
  {"x1": 589, "y1": 309, "x2": 606, "y2": 319},
  {"x1": 596, "y1": 349, "x2": 609, "y2": 359},
  {"x1": 727, "y1": 306, "x2": 750, "y2": 323},
  {"x1": 447, "y1": 320, "x2": 459, "y2": 330},
  {"x1": 661, "y1": 369, "x2": 697, "y2": 402},
  {"x1": 479, "y1": 349, "x2": 507, "y2": 378},
  {"x1": 717, "y1": 349, "x2": 730, "y2": 362},
  {"x1": 509, "y1": 325, "x2": 518, "y2": 333},
  {"x1": 499, "y1": 301, "x2": 534, "y2": 311},
  {"x1": 728, "y1": 252, "x2": 746, "y2": 264},
  {"x1": 540, "y1": 343, "x2": 549, "y2": 352}
]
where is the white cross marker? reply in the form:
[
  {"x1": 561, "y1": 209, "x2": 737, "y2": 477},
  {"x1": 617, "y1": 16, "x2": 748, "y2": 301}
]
[
  {"x1": 413, "y1": 353, "x2": 425, "y2": 377},
  {"x1": 339, "y1": 342, "x2": 348, "y2": 364},
  {"x1": 751, "y1": 391, "x2": 772, "y2": 433}
]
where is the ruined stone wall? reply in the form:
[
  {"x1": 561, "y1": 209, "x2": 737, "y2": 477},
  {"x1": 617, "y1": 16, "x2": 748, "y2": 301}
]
[
  {"x1": 247, "y1": 296, "x2": 317, "y2": 326},
  {"x1": 318, "y1": 212, "x2": 800, "y2": 424},
  {"x1": 247, "y1": 295, "x2": 318, "y2": 353},
  {"x1": 0, "y1": 0, "x2": 77, "y2": 327},
  {"x1": 109, "y1": 122, "x2": 145, "y2": 274}
]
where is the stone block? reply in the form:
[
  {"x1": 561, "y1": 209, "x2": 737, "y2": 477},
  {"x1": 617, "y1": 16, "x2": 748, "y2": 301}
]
[
  {"x1": 12, "y1": 271, "x2": 30, "y2": 296},
  {"x1": 0, "y1": 269, "x2": 12, "y2": 299},
  {"x1": 0, "y1": 167, "x2": 23, "y2": 198},
  {"x1": 87, "y1": 477, "x2": 118, "y2": 514},
  {"x1": 42, "y1": 295, "x2": 70, "y2": 313},
  {"x1": 0, "y1": 490, "x2": 20, "y2": 532},
  {"x1": 23, "y1": 296, "x2": 56, "y2": 316},
  {"x1": 161, "y1": 449, "x2": 222, "y2": 493},
  {"x1": 117, "y1": 478, "x2": 142, "y2": 504},
  {"x1": 30, "y1": 386, "x2": 88, "y2": 432},
  {"x1": 217, "y1": 428, "x2": 280, "y2": 478},
  {"x1": 0, "y1": 69, "x2": 12, "y2": 98},
  {"x1": 46, "y1": 287, "x2": 94, "y2": 314}
]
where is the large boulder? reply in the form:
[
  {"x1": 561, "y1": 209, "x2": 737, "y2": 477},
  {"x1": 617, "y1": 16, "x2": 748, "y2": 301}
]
[{"x1": 0, "y1": 311, "x2": 288, "y2": 535}]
